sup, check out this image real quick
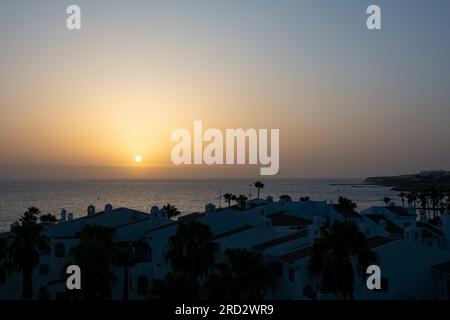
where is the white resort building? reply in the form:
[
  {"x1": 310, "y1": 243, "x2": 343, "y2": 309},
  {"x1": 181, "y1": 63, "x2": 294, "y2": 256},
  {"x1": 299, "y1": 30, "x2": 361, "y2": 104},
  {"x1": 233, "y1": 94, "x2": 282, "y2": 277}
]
[{"x1": 1, "y1": 196, "x2": 450, "y2": 300}]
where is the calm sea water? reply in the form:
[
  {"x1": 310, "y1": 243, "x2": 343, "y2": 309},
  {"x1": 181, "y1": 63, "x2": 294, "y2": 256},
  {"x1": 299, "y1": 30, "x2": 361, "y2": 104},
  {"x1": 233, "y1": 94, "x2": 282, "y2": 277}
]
[{"x1": 0, "y1": 179, "x2": 398, "y2": 231}]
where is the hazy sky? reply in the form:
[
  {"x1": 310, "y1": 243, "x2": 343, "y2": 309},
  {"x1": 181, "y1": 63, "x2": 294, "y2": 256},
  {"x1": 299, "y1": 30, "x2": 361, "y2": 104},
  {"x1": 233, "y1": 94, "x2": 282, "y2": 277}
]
[{"x1": 1, "y1": 0, "x2": 450, "y2": 179}]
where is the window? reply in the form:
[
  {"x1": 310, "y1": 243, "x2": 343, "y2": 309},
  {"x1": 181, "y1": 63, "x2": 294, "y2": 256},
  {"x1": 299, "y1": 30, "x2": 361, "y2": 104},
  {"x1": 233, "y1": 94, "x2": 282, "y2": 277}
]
[
  {"x1": 137, "y1": 276, "x2": 149, "y2": 295},
  {"x1": 55, "y1": 242, "x2": 66, "y2": 258},
  {"x1": 39, "y1": 264, "x2": 50, "y2": 275},
  {"x1": 288, "y1": 268, "x2": 296, "y2": 282}
]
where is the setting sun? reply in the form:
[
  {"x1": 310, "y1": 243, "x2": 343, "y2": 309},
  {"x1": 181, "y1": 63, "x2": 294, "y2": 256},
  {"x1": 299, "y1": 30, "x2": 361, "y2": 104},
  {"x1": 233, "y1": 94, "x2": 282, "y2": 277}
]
[{"x1": 134, "y1": 155, "x2": 142, "y2": 163}]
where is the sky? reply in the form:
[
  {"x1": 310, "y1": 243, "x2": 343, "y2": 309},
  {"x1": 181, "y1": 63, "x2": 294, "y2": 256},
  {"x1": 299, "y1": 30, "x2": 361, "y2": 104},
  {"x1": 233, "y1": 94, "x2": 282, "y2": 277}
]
[{"x1": 1, "y1": 0, "x2": 450, "y2": 179}]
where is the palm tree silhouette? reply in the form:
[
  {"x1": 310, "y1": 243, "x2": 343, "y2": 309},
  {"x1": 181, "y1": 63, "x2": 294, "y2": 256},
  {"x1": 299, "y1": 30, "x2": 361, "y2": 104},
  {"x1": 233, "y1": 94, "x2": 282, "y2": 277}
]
[
  {"x1": 254, "y1": 181, "x2": 265, "y2": 199},
  {"x1": 336, "y1": 197, "x2": 357, "y2": 222},
  {"x1": 165, "y1": 220, "x2": 219, "y2": 279},
  {"x1": 382, "y1": 197, "x2": 391, "y2": 207},
  {"x1": 406, "y1": 192, "x2": 417, "y2": 210},
  {"x1": 153, "y1": 221, "x2": 219, "y2": 299},
  {"x1": 0, "y1": 237, "x2": 12, "y2": 287},
  {"x1": 163, "y1": 204, "x2": 181, "y2": 219},
  {"x1": 114, "y1": 242, "x2": 137, "y2": 300},
  {"x1": 398, "y1": 193, "x2": 406, "y2": 207},
  {"x1": 70, "y1": 225, "x2": 117, "y2": 300},
  {"x1": 223, "y1": 193, "x2": 234, "y2": 207},
  {"x1": 430, "y1": 188, "x2": 439, "y2": 221},
  {"x1": 9, "y1": 207, "x2": 50, "y2": 299},
  {"x1": 418, "y1": 192, "x2": 428, "y2": 218},
  {"x1": 308, "y1": 221, "x2": 377, "y2": 300},
  {"x1": 236, "y1": 194, "x2": 248, "y2": 208}
]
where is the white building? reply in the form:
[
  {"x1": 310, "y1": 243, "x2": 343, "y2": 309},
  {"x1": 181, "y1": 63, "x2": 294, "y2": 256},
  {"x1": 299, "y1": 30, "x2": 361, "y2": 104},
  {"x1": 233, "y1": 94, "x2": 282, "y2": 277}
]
[{"x1": 2, "y1": 196, "x2": 450, "y2": 300}]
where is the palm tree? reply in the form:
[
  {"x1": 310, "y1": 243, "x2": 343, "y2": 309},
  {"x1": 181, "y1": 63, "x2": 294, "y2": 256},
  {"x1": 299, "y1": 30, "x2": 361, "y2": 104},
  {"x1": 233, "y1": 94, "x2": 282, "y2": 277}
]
[
  {"x1": 418, "y1": 192, "x2": 428, "y2": 218},
  {"x1": 236, "y1": 194, "x2": 248, "y2": 208},
  {"x1": 165, "y1": 220, "x2": 219, "y2": 279},
  {"x1": 9, "y1": 207, "x2": 50, "y2": 299},
  {"x1": 336, "y1": 197, "x2": 357, "y2": 221},
  {"x1": 411, "y1": 192, "x2": 418, "y2": 209},
  {"x1": 0, "y1": 237, "x2": 12, "y2": 287},
  {"x1": 205, "y1": 248, "x2": 278, "y2": 300},
  {"x1": 438, "y1": 188, "x2": 446, "y2": 210},
  {"x1": 308, "y1": 221, "x2": 377, "y2": 300},
  {"x1": 114, "y1": 242, "x2": 133, "y2": 300},
  {"x1": 254, "y1": 181, "x2": 264, "y2": 199},
  {"x1": 430, "y1": 189, "x2": 439, "y2": 221},
  {"x1": 406, "y1": 192, "x2": 416, "y2": 210},
  {"x1": 223, "y1": 193, "x2": 234, "y2": 207},
  {"x1": 162, "y1": 204, "x2": 181, "y2": 219},
  {"x1": 153, "y1": 221, "x2": 219, "y2": 299},
  {"x1": 382, "y1": 197, "x2": 391, "y2": 207},
  {"x1": 398, "y1": 193, "x2": 407, "y2": 207},
  {"x1": 70, "y1": 225, "x2": 117, "y2": 300}
]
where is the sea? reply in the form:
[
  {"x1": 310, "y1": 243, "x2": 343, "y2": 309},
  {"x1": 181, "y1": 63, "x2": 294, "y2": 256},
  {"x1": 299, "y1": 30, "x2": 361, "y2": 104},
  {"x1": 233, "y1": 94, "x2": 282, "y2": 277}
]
[{"x1": 0, "y1": 178, "x2": 399, "y2": 232}]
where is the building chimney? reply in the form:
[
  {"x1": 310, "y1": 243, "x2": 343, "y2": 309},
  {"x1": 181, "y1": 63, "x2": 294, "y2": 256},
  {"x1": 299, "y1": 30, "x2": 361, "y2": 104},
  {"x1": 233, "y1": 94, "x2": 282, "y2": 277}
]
[
  {"x1": 205, "y1": 203, "x2": 216, "y2": 214},
  {"x1": 104, "y1": 204, "x2": 113, "y2": 214},
  {"x1": 87, "y1": 205, "x2": 95, "y2": 216},
  {"x1": 60, "y1": 209, "x2": 67, "y2": 223},
  {"x1": 150, "y1": 206, "x2": 159, "y2": 218}
]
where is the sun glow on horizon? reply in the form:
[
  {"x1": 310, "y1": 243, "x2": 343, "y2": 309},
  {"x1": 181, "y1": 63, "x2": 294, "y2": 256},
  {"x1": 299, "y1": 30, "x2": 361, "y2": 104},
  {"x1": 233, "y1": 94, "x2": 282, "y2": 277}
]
[{"x1": 134, "y1": 155, "x2": 143, "y2": 163}]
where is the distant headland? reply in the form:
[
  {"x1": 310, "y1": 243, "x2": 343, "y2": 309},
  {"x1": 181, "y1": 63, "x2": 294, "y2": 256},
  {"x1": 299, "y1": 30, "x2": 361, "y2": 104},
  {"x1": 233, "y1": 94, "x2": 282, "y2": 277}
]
[{"x1": 365, "y1": 170, "x2": 450, "y2": 191}]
